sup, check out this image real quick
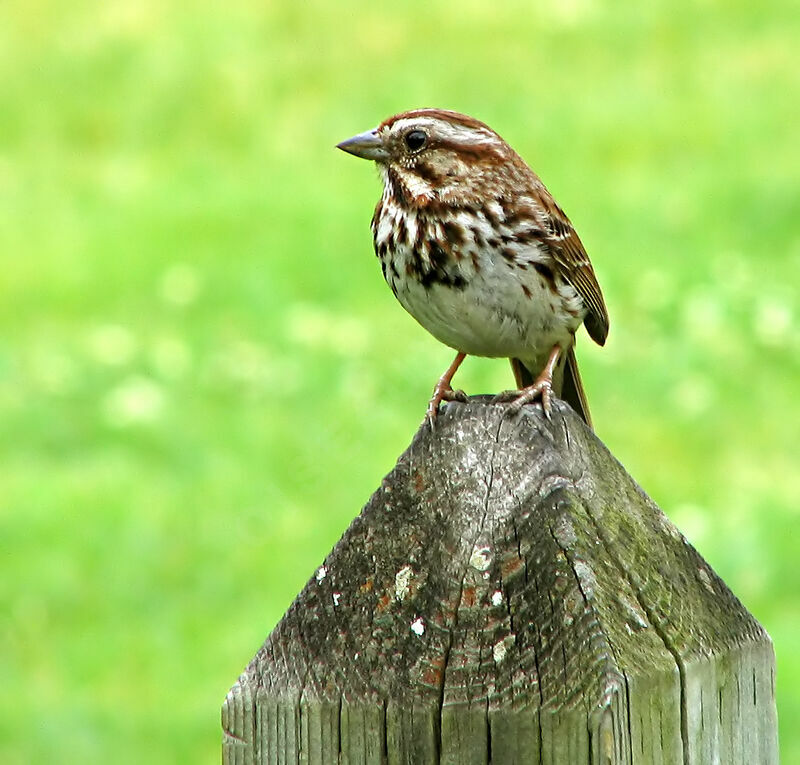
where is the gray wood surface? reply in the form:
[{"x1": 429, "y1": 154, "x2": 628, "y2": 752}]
[{"x1": 222, "y1": 398, "x2": 778, "y2": 764}]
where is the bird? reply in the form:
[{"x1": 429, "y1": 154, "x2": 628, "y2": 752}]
[{"x1": 337, "y1": 108, "x2": 608, "y2": 427}]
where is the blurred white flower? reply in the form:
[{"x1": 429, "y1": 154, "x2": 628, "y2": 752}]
[
  {"x1": 150, "y1": 336, "x2": 191, "y2": 379},
  {"x1": 102, "y1": 376, "x2": 165, "y2": 427},
  {"x1": 209, "y1": 339, "x2": 302, "y2": 395},
  {"x1": 754, "y1": 297, "x2": 793, "y2": 347},
  {"x1": 287, "y1": 303, "x2": 369, "y2": 356},
  {"x1": 160, "y1": 263, "x2": 201, "y2": 307},
  {"x1": 712, "y1": 251, "x2": 751, "y2": 297},
  {"x1": 213, "y1": 339, "x2": 268, "y2": 384},
  {"x1": 682, "y1": 291, "x2": 724, "y2": 344},
  {"x1": 672, "y1": 375, "x2": 714, "y2": 417},
  {"x1": 100, "y1": 157, "x2": 148, "y2": 199},
  {"x1": 85, "y1": 324, "x2": 137, "y2": 366},
  {"x1": 28, "y1": 346, "x2": 78, "y2": 394},
  {"x1": 546, "y1": 0, "x2": 596, "y2": 25}
]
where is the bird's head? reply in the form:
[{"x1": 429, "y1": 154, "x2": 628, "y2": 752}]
[{"x1": 337, "y1": 108, "x2": 528, "y2": 207}]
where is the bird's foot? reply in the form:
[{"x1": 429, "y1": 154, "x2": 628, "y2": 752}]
[
  {"x1": 425, "y1": 351, "x2": 467, "y2": 427},
  {"x1": 494, "y1": 345, "x2": 561, "y2": 419},
  {"x1": 426, "y1": 384, "x2": 468, "y2": 425},
  {"x1": 494, "y1": 377, "x2": 554, "y2": 418}
]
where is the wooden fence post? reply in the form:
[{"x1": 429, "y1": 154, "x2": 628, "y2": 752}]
[{"x1": 222, "y1": 398, "x2": 778, "y2": 764}]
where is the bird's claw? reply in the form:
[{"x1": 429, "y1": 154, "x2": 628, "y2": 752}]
[
  {"x1": 426, "y1": 386, "x2": 467, "y2": 426},
  {"x1": 495, "y1": 381, "x2": 553, "y2": 419},
  {"x1": 441, "y1": 388, "x2": 468, "y2": 403},
  {"x1": 492, "y1": 389, "x2": 520, "y2": 404}
]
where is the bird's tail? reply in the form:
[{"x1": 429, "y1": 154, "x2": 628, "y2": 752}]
[
  {"x1": 560, "y1": 347, "x2": 592, "y2": 428},
  {"x1": 510, "y1": 347, "x2": 592, "y2": 427}
]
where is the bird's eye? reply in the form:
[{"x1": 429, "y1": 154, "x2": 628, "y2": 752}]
[{"x1": 404, "y1": 130, "x2": 428, "y2": 152}]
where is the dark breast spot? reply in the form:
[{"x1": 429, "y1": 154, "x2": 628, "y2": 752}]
[
  {"x1": 428, "y1": 240, "x2": 448, "y2": 269},
  {"x1": 501, "y1": 206, "x2": 522, "y2": 228},
  {"x1": 406, "y1": 232, "x2": 468, "y2": 291},
  {"x1": 471, "y1": 252, "x2": 481, "y2": 273},
  {"x1": 371, "y1": 201, "x2": 383, "y2": 231},
  {"x1": 442, "y1": 219, "x2": 466, "y2": 247},
  {"x1": 395, "y1": 215, "x2": 407, "y2": 244},
  {"x1": 483, "y1": 204, "x2": 502, "y2": 228},
  {"x1": 413, "y1": 221, "x2": 426, "y2": 251}
]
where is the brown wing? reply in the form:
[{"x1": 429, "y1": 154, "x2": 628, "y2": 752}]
[{"x1": 537, "y1": 192, "x2": 609, "y2": 346}]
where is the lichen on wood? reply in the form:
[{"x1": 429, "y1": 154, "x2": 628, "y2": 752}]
[{"x1": 222, "y1": 398, "x2": 778, "y2": 764}]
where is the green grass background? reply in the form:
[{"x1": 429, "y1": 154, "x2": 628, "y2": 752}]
[{"x1": 1, "y1": 0, "x2": 797, "y2": 761}]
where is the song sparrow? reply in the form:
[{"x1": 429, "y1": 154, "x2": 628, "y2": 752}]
[{"x1": 337, "y1": 108, "x2": 609, "y2": 426}]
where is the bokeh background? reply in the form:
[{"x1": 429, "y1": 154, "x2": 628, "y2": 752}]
[{"x1": 1, "y1": 0, "x2": 797, "y2": 762}]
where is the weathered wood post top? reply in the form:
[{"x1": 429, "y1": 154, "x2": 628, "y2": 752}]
[{"x1": 222, "y1": 399, "x2": 778, "y2": 764}]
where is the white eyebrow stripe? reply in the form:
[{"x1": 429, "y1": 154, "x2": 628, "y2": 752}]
[{"x1": 388, "y1": 117, "x2": 497, "y2": 146}]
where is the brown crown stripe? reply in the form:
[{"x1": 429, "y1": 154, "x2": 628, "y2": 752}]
[{"x1": 379, "y1": 108, "x2": 494, "y2": 134}]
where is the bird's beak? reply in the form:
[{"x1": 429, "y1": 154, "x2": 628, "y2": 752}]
[{"x1": 336, "y1": 129, "x2": 389, "y2": 162}]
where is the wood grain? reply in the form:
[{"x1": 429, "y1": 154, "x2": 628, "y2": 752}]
[{"x1": 222, "y1": 399, "x2": 778, "y2": 764}]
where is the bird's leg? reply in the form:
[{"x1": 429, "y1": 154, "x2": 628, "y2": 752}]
[
  {"x1": 427, "y1": 351, "x2": 468, "y2": 423},
  {"x1": 495, "y1": 344, "x2": 562, "y2": 418}
]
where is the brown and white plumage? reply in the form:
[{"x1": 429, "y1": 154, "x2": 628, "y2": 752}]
[{"x1": 338, "y1": 108, "x2": 609, "y2": 426}]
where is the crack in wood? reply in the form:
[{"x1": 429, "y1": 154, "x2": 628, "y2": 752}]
[
  {"x1": 578, "y1": 485, "x2": 691, "y2": 764},
  {"x1": 223, "y1": 400, "x2": 777, "y2": 765}
]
